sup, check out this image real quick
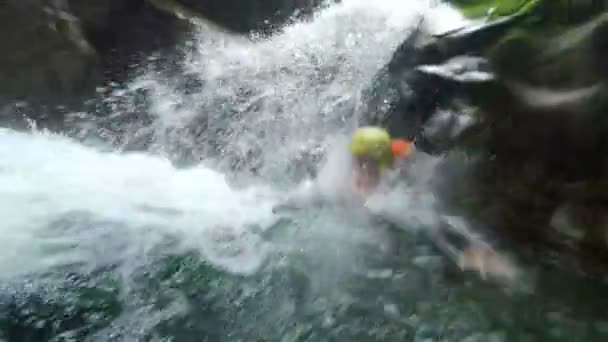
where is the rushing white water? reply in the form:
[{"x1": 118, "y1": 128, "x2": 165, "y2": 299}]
[
  {"x1": 112, "y1": 0, "x2": 469, "y2": 180},
  {"x1": 0, "y1": 0, "x2": 470, "y2": 280},
  {"x1": 0, "y1": 128, "x2": 281, "y2": 278}
]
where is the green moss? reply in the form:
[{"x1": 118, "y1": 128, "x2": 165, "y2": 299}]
[{"x1": 448, "y1": 0, "x2": 537, "y2": 19}]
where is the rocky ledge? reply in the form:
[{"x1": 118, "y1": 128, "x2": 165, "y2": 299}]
[
  {"x1": 0, "y1": 0, "x2": 327, "y2": 108},
  {"x1": 361, "y1": 0, "x2": 608, "y2": 274}
]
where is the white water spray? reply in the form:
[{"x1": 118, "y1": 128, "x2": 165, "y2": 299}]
[
  {"x1": 0, "y1": 128, "x2": 279, "y2": 278},
  {"x1": 0, "y1": 0, "x2": 469, "y2": 280},
  {"x1": 129, "y1": 0, "x2": 468, "y2": 179}
]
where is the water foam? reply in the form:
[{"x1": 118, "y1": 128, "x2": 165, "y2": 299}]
[
  {"x1": 0, "y1": 128, "x2": 279, "y2": 278},
  {"x1": 108, "y1": 0, "x2": 469, "y2": 181},
  {"x1": 0, "y1": 0, "x2": 470, "y2": 280}
]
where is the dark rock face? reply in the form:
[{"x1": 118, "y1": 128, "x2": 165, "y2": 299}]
[
  {"x1": 357, "y1": 14, "x2": 521, "y2": 152},
  {"x1": 367, "y1": 10, "x2": 608, "y2": 271},
  {"x1": 175, "y1": 0, "x2": 329, "y2": 34},
  {"x1": 0, "y1": 0, "x2": 191, "y2": 105},
  {"x1": 475, "y1": 14, "x2": 608, "y2": 268},
  {"x1": 0, "y1": 0, "x2": 101, "y2": 100},
  {"x1": 0, "y1": 0, "x2": 326, "y2": 110}
]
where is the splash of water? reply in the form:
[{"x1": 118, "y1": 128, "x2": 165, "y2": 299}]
[
  {"x1": 0, "y1": 127, "x2": 280, "y2": 278},
  {"x1": 0, "y1": 0, "x2": 470, "y2": 281},
  {"x1": 74, "y1": 0, "x2": 469, "y2": 180}
]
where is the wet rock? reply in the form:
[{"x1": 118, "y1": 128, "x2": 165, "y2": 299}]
[
  {"x1": 0, "y1": 0, "x2": 192, "y2": 106},
  {"x1": 416, "y1": 56, "x2": 494, "y2": 84},
  {"x1": 0, "y1": 0, "x2": 101, "y2": 100},
  {"x1": 359, "y1": 10, "x2": 528, "y2": 150},
  {"x1": 491, "y1": 12, "x2": 608, "y2": 87},
  {"x1": 174, "y1": 0, "x2": 331, "y2": 34},
  {"x1": 480, "y1": 14, "x2": 608, "y2": 181},
  {"x1": 421, "y1": 106, "x2": 483, "y2": 150},
  {"x1": 0, "y1": 0, "x2": 327, "y2": 113},
  {"x1": 375, "y1": 3, "x2": 608, "y2": 272},
  {"x1": 388, "y1": 7, "x2": 535, "y2": 71}
]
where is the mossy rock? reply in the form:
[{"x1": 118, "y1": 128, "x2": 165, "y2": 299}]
[
  {"x1": 447, "y1": 0, "x2": 541, "y2": 19},
  {"x1": 489, "y1": 12, "x2": 608, "y2": 86}
]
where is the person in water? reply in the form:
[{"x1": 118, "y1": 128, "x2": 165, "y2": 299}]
[
  {"x1": 349, "y1": 126, "x2": 518, "y2": 285},
  {"x1": 348, "y1": 126, "x2": 415, "y2": 194},
  {"x1": 274, "y1": 126, "x2": 415, "y2": 211},
  {"x1": 274, "y1": 125, "x2": 518, "y2": 284}
]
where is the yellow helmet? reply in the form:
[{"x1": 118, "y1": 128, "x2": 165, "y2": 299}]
[{"x1": 348, "y1": 126, "x2": 393, "y2": 169}]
